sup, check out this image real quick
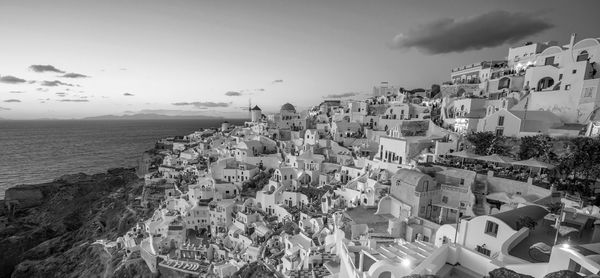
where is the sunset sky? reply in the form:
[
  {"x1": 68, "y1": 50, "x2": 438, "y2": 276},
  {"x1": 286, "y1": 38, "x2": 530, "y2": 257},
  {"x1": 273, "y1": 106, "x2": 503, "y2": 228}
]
[{"x1": 0, "y1": 0, "x2": 598, "y2": 119}]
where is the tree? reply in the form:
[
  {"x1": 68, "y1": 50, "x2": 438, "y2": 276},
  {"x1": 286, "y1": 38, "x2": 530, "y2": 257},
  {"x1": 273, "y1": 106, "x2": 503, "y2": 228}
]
[
  {"x1": 555, "y1": 136, "x2": 600, "y2": 197},
  {"x1": 516, "y1": 216, "x2": 538, "y2": 231},
  {"x1": 489, "y1": 267, "x2": 534, "y2": 278},
  {"x1": 518, "y1": 135, "x2": 556, "y2": 161},
  {"x1": 431, "y1": 84, "x2": 441, "y2": 98},
  {"x1": 466, "y1": 131, "x2": 509, "y2": 155}
]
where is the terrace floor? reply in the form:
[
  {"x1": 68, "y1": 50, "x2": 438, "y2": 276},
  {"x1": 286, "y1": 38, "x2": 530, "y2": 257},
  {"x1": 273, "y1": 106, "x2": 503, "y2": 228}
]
[{"x1": 508, "y1": 217, "x2": 596, "y2": 262}]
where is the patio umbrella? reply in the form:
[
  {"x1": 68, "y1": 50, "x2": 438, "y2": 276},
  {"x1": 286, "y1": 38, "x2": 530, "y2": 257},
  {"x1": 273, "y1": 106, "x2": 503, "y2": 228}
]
[
  {"x1": 511, "y1": 158, "x2": 556, "y2": 169},
  {"x1": 477, "y1": 154, "x2": 515, "y2": 164}
]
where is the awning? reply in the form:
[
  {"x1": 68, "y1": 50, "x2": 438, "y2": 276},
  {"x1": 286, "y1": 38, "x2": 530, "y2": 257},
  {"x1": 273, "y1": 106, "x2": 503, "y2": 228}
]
[
  {"x1": 511, "y1": 158, "x2": 556, "y2": 169},
  {"x1": 477, "y1": 154, "x2": 515, "y2": 164}
]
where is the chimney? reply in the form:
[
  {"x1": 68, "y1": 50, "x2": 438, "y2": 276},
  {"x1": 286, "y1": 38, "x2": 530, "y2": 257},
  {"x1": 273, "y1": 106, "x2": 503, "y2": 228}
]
[{"x1": 570, "y1": 33, "x2": 577, "y2": 49}]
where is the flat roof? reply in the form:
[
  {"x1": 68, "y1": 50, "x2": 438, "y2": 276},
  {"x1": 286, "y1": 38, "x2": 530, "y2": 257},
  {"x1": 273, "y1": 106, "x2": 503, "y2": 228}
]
[{"x1": 491, "y1": 205, "x2": 549, "y2": 230}]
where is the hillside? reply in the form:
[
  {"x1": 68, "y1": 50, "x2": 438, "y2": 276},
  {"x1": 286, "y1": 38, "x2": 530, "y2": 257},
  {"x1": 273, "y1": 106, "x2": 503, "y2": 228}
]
[{"x1": 1, "y1": 168, "x2": 159, "y2": 278}]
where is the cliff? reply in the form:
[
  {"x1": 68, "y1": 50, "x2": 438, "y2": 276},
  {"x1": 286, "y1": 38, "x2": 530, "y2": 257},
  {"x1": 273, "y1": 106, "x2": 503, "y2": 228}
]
[{"x1": 0, "y1": 168, "x2": 159, "y2": 278}]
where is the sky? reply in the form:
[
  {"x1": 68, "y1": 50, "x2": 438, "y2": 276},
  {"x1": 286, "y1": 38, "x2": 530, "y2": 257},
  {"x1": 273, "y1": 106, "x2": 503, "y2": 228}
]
[{"x1": 0, "y1": 0, "x2": 598, "y2": 119}]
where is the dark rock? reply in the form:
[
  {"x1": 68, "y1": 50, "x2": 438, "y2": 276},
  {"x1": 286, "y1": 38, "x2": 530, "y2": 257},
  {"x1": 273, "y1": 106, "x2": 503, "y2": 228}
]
[{"x1": 0, "y1": 168, "x2": 156, "y2": 278}]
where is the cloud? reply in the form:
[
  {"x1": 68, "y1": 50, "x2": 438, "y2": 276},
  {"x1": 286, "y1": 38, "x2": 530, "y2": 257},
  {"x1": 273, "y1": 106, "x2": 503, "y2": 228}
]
[
  {"x1": 58, "y1": 99, "x2": 89, "y2": 102},
  {"x1": 324, "y1": 92, "x2": 360, "y2": 99},
  {"x1": 137, "y1": 109, "x2": 216, "y2": 115},
  {"x1": 123, "y1": 93, "x2": 135, "y2": 96},
  {"x1": 29, "y1": 65, "x2": 65, "y2": 73},
  {"x1": 172, "y1": 101, "x2": 230, "y2": 108},
  {"x1": 390, "y1": 10, "x2": 553, "y2": 54},
  {"x1": 55, "y1": 92, "x2": 67, "y2": 97},
  {"x1": 9, "y1": 90, "x2": 25, "y2": 94},
  {"x1": 0, "y1": 75, "x2": 27, "y2": 84},
  {"x1": 0, "y1": 107, "x2": 10, "y2": 111},
  {"x1": 61, "y1": 73, "x2": 89, "y2": 78},
  {"x1": 225, "y1": 91, "x2": 242, "y2": 96},
  {"x1": 41, "y1": 80, "x2": 74, "y2": 87},
  {"x1": 4, "y1": 99, "x2": 21, "y2": 103},
  {"x1": 272, "y1": 79, "x2": 283, "y2": 84}
]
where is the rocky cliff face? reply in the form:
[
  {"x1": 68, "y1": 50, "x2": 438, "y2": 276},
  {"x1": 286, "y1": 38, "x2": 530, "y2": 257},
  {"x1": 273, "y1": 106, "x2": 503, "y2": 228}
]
[{"x1": 0, "y1": 168, "x2": 158, "y2": 278}]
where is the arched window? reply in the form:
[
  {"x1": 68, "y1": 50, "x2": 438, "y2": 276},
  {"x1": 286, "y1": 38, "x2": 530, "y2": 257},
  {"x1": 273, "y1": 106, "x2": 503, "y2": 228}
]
[{"x1": 537, "y1": 77, "x2": 554, "y2": 91}]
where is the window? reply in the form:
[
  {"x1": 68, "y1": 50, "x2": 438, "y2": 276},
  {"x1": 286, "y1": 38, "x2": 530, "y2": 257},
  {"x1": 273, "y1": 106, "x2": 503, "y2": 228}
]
[
  {"x1": 442, "y1": 196, "x2": 448, "y2": 204},
  {"x1": 568, "y1": 259, "x2": 582, "y2": 272},
  {"x1": 584, "y1": 87, "x2": 594, "y2": 98},
  {"x1": 498, "y1": 116, "x2": 504, "y2": 126},
  {"x1": 544, "y1": 56, "x2": 555, "y2": 66},
  {"x1": 460, "y1": 178, "x2": 465, "y2": 185},
  {"x1": 559, "y1": 74, "x2": 563, "y2": 80},
  {"x1": 477, "y1": 245, "x2": 491, "y2": 256},
  {"x1": 577, "y1": 51, "x2": 589, "y2": 62},
  {"x1": 572, "y1": 69, "x2": 577, "y2": 74},
  {"x1": 485, "y1": 221, "x2": 499, "y2": 237},
  {"x1": 496, "y1": 129, "x2": 504, "y2": 136},
  {"x1": 565, "y1": 84, "x2": 571, "y2": 90}
]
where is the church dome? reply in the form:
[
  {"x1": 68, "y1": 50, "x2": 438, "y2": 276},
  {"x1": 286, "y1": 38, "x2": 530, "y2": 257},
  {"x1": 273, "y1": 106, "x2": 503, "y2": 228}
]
[{"x1": 280, "y1": 103, "x2": 296, "y2": 113}]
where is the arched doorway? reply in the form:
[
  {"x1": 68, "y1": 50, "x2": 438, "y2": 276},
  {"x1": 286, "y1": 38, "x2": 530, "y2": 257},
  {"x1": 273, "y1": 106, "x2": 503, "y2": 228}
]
[
  {"x1": 498, "y1": 77, "x2": 511, "y2": 90},
  {"x1": 537, "y1": 77, "x2": 554, "y2": 91}
]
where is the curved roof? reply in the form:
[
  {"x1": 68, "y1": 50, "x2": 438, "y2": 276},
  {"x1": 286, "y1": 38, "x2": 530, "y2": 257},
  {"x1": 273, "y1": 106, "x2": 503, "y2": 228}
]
[
  {"x1": 394, "y1": 169, "x2": 427, "y2": 186},
  {"x1": 490, "y1": 205, "x2": 549, "y2": 230},
  {"x1": 281, "y1": 103, "x2": 296, "y2": 112}
]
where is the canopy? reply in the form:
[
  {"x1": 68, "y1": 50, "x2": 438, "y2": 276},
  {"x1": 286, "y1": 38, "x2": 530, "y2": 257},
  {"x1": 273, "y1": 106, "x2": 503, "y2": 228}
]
[
  {"x1": 447, "y1": 150, "x2": 480, "y2": 159},
  {"x1": 511, "y1": 158, "x2": 556, "y2": 169},
  {"x1": 477, "y1": 154, "x2": 515, "y2": 164}
]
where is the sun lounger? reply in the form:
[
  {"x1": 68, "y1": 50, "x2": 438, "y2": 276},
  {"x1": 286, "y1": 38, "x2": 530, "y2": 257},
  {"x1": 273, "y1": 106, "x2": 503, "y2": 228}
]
[{"x1": 529, "y1": 242, "x2": 552, "y2": 261}]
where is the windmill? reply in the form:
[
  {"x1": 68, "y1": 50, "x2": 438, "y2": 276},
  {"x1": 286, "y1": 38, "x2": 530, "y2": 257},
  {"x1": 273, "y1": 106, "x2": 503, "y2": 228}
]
[{"x1": 237, "y1": 98, "x2": 252, "y2": 120}]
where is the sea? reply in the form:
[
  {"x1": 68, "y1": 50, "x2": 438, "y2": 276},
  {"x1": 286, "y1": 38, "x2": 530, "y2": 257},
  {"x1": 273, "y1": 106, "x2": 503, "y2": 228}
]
[{"x1": 0, "y1": 119, "x2": 244, "y2": 199}]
